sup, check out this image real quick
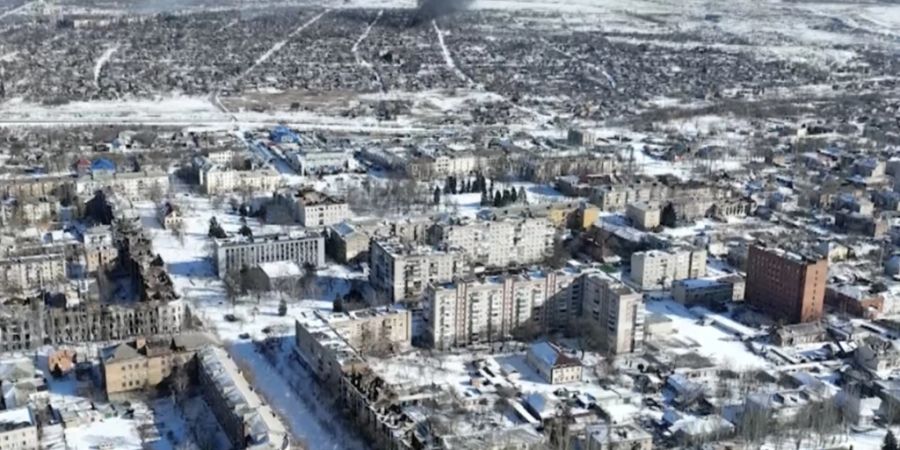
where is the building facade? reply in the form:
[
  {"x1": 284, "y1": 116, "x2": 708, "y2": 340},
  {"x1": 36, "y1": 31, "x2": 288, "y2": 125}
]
[
  {"x1": 745, "y1": 245, "x2": 827, "y2": 324},
  {"x1": 582, "y1": 274, "x2": 645, "y2": 354},
  {"x1": 428, "y1": 217, "x2": 556, "y2": 268},
  {"x1": 214, "y1": 233, "x2": 325, "y2": 278},
  {"x1": 369, "y1": 239, "x2": 468, "y2": 302},
  {"x1": 294, "y1": 189, "x2": 350, "y2": 227},
  {"x1": 0, "y1": 408, "x2": 37, "y2": 450},
  {"x1": 630, "y1": 247, "x2": 707, "y2": 290},
  {"x1": 0, "y1": 252, "x2": 66, "y2": 291}
]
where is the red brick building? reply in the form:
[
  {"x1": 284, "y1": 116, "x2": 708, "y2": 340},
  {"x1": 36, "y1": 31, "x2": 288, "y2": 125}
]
[
  {"x1": 825, "y1": 284, "x2": 884, "y2": 319},
  {"x1": 745, "y1": 245, "x2": 828, "y2": 324}
]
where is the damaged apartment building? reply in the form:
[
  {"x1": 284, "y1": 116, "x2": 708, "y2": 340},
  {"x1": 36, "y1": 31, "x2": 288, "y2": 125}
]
[
  {"x1": 560, "y1": 174, "x2": 750, "y2": 223},
  {"x1": 0, "y1": 214, "x2": 187, "y2": 353}
]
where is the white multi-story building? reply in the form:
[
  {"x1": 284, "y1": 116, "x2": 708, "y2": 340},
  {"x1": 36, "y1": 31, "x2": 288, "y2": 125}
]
[
  {"x1": 294, "y1": 189, "x2": 350, "y2": 227},
  {"x1": 630, "y1": 247, "x2": 707, "y2": 289},
  {"x1": 428, "y1": 217, "x2": 556, "y2": 268},
  {"x1": 369, "y1": 239, "x2": 468, "y2": 302},
  {"x1": 425, "y1": 269, "x2": 645, "y2": 354},
  {"x1": 424, "y1": 268, "x2": 581, "y2": 349},
  {"x1": 0, "y1": 407, "x2": 38, "y2": 450},
  {"x1": 582, "y1": 274, "x2": 645, "y2": 354},
  {"x1": 214, "y1": 233, "x2": 325, "y2": 278},
  {"x1": 199, "y1": 165, "x2": 281, "y2": 195}
]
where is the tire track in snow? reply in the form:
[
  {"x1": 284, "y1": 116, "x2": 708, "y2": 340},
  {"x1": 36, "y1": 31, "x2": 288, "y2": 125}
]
[
  {"x1": 432, "y1": 19, "x2": 474, "y2": 86},
  {"x1": 352, "y1": 10, "x2": 385, "y2": 93},
  {"x1": 242, "y1": 10, "x2": 327, "y2": 80}
]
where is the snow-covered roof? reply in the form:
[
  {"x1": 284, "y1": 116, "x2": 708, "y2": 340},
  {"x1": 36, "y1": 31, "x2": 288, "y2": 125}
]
[
  {"x1": 528, "y1": 342, "x2": 581, "y2": 369},
  {"x1": 257, "y1": 261, "x2": 304, "y2": 279},
  {"x1": 0, "y1": 407, "x2": 33, "y2": 430}
]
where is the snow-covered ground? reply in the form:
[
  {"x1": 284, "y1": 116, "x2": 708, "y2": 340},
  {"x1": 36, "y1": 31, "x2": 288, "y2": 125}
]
[{"x1": 645, "y1": 299, "x2": 770, "y2": 370}]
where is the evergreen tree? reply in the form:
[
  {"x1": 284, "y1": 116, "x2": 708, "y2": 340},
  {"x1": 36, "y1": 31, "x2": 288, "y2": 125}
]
[
  {"x1": 478, "y1": 174, "x2": 487, "y2": 194},
  {"x1": 481, "y1": 191, "x2": 489, "y2": 206},
  {"x1": 433, "y1": 186, "x2": 441, "y2": 205},
  {"x1": 493, "y1": 191, "x2": 503, "y2": 207},
  {"x1": 660, "y1": 203, "x2": 678, "y2": 228},
  {"x1": 239, "y1": 224, "x2": 253, "y2": 238},
  {"x1": 278, "y1": 298, "x2": 287, "y2": 317},
  {"x1": 518, "y1": 186, "x2": 527, "y2": 203},
  {"x1": 883, "y1": 431, "x2": 898, "y2": 450},
  {"x1": 510, "y1": 188, "x2": 518, "y2": 203},
  {"x1": 450, "y1": 176, "x2": 457, "y2": 194},
  {"x1": 502, "y1": 189, "x2": 512, "y2": 205}
]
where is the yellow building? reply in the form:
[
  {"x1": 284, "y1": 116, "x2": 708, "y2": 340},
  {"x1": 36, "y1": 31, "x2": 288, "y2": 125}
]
[{"x1": 100, "y1": 333, "x2": 217, "y2": 397}]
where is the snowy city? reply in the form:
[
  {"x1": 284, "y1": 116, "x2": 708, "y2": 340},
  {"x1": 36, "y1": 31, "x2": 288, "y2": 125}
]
[{"x1": 0, "y1": 0, "x2": 898, "y2": 449}]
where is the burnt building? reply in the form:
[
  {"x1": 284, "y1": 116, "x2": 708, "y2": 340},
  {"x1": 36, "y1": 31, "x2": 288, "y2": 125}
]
[{"x1": 745, "y1": 245, "x2": 828, "y2": 324}]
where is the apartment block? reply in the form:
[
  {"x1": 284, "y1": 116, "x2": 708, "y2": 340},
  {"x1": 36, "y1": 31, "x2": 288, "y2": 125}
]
[
  {"x1": 0, "y1": 407, "x2": 37, "y2": 450},
  {"x1": 214, "y1": 233, "x2": 325, "y2": 278},
  {"x1": 424, "y1": 267, "x2": 602, "y2": 350},
  {"x1": 626, "y1": 201, "x2": 661, "y2": 231},
  {"x1": 82, "y1": 225, "x2": 118, "y2": 273},
  {"x1": 199, "y1": 165, "x2": 281, "y2": 195},
  {"x1": 369, "y1": 239, "x2": 468, "y2": 302},
  {"x1": 326, "y1": 306, "x2": 412, "y2": 354},
  {"x1": 630, "y1": 247, "x2": 706, "y2": 290},
  {"x1": 197, "y1": 346, "x2": 290, "y2": 450},
  {"x1": 294, "y1": 189, "x2": 350, "y2": 227},
  {"x1": 745, "y1": 245, "x2": 827, "y2": 324},
  {"x1": 581, "y1": 274, "x2": 645, "y2": 354},
  {"x1": 0, "y1": 251, "x2": 66, "y2": 291},
  {"x1": 76, "y1": 170, "x2": 170, "y2": 200},
  {"x1": 428, "y1": 216, "x2": 555, "y2": 268},
  {"x1": 100, "y1": 333, "x2": 217, "y2": 397}
]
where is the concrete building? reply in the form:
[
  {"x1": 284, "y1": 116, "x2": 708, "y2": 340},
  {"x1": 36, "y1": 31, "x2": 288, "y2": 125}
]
[
  {"x1": 626, "y1": 201, "x2": 661, "y2": 231},
  {"x1": 82, "y1": 225, "x2": 118, "y2": 273},
  {"x1": 327, "y1": 222, "x2": 370, "y2": 264},
  {"x1": 630, "y1": 247, "x2": 707, "y2": 290},
  {"x1": 0, "y1": 251, "x2": 66, "y2": 291},
  {"x1": 0, "y1": 175, "x2": 73, "y2": 200},
  {"x1": 76, "y1": 170, "x2": 169, "y2": 201},
  {"x1": 294, "y1": 189, "x2": 350, "y2": 227},
  {"x1": 100, "y1": 333, "x2": 217, "y2": 397},
  {"x1": 197, "y1": 346, "x2": 290, "y2": 450},
  {"x1": 672, "y1": 278, "x2": 737, "y2": 306},
  {"x1": 294, "y1": 311, "x2": 366, "y2": 386},
  {"x1": 582, "y1": 274, "x2": 645, "y2": 354},
  {"x1": 424, "y1": 268, "x2": 644, "y2": 353},
  {"x1": 214, "y1": 233, "x2": 325, "y2": 278},
  {"x1": 199, "y1": 165, "x2": 281, "y2": 195},
  {"x1": 583, "y1": 422, "x2": 652, "y2": 450},
  {"x1": 427, "y1": 216, "x2": 555, "y2": 268},
  {"x1": 424, "y1": 268, "x2": 584, "y2": 349},
  {"x1": 526, "y1": 342, "x2": 583, "y2": 384},
  {"x1": 369, "y1": 239, "x2": 468, "y2": 302},
  {"x1": 287, "y1": 149, "x2": 351, "y2": 175},
  {"x1": 43, "y1": 300, "x2": 189, "y2": 345},
  {"x1": 326, "y1": 305, "x2": 412, "y2": 354},
  {"x1": 0, "y1": 407, "x2": 37, "y2": 450},
  {"x1": 745, "y1": 245, "x2": 827, "y2": 324}
]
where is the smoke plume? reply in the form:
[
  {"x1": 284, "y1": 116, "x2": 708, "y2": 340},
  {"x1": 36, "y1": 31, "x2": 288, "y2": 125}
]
[{"x1": 411, "y1": 0, "x2": 473, "y2": 25}]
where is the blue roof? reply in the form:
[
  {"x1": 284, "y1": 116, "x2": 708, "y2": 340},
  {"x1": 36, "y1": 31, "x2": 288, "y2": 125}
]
[
  {"x1": 270, "y1": 125, "x2": 300, "y2": 144},
  {"x1": 91, "y1": 158, "x2": 116, "y2": 172}
]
